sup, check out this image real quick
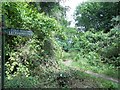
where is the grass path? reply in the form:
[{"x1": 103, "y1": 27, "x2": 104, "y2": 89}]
[{"x1": 62, "y1": 59, "x2": 119, "y2": 84}]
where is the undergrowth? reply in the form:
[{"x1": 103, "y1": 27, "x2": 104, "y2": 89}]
[{"x1": 62, "y1": 51, "x2": 119, "y2": 79}]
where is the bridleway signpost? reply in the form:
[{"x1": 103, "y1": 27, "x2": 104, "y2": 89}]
[{"x1": 1, "y1": 15, "x2": 33, "y2": 89}]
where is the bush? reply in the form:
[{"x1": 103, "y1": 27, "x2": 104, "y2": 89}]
[
  {"x1": 71, "y1": 28, "x2": 120, "y2": 67},
  {"x1": 3, "y1": 2, "x2": 61, "y2": 81},
  {"x1": 5, "y1": 76, "x2": 40, "y2": 88}
]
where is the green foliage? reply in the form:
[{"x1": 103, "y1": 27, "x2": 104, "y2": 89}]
[
  {"x1": 3, "y1": 2, "x2": 61, "y2": 54},
  {"x1": 96, "y1": 78, "x2": 119, "y2": 88},
  {"x1": 3, "y1": 2, "x2": 61, "y2": 87},
  {"x1": 5, "y1": 51, "x2": 30, "y2": 79},
  {"x1": 56, "y1": 27, "x2": 78, "y2": 52},
  {"x1": 2, "y1": 1, "x2": 119, "y2": 88},
  {"x1": 5, "y1": 76, "x2": 40, "y2": 88},
  {"x1": 3, "y1": 2, "x2": 61, "y2": 37},
  {"x1": 69, "y1": 27, "x2": 120, "y2": 67},
  {"x1": 75, "y1": 2, "x2": 119, "y2": 31}
]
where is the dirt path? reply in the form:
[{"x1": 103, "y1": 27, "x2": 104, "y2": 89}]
[{"x1": 62, "y1": 60, "x2": 119, "y2": 84}]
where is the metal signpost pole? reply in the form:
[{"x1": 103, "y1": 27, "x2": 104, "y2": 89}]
[{"x1": 1, "y1": 15, "x2": 5, "y2": 89}]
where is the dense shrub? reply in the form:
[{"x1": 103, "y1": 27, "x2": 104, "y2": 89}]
[
  {"x1": 3, "y1": 2, "x2": 61, "y2": 83},
  {"x1": 72, "y1": 28, "x2": 120, "y2": 67},
  {"x1": 60, "y1": 26, "x2": 120, "y2": 67},
  {"x1": 5, "y1": 76, "x2": 40, "y2": 88}
]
